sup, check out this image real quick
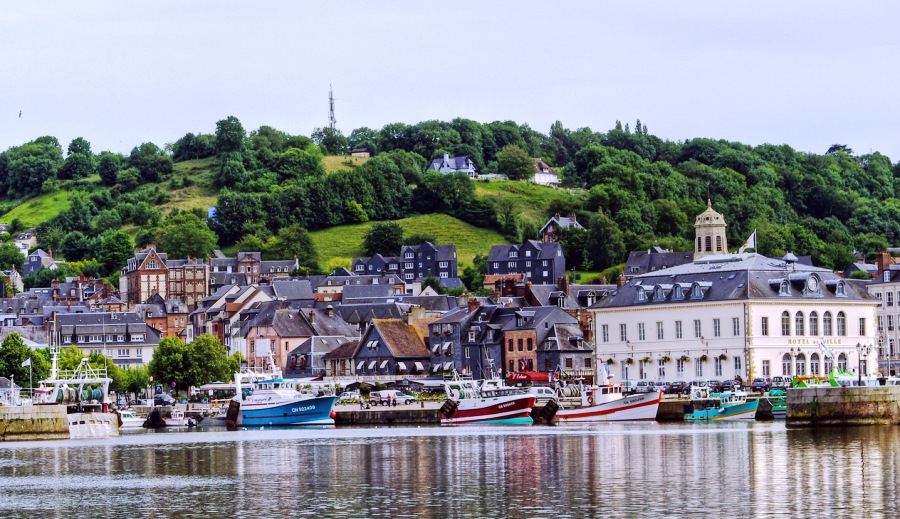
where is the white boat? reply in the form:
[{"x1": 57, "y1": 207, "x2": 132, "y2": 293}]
[
  {"x1": 36, "y1": 355, "x2": 119, "y2": 439},
  {"x1": 164, "y1": 408, "x2": 190, "y2": 427},
  {"x1": 117, "y1": 410, "x2": 145, "y2": 428},
  {"x1": 552, "y1": 383, "x2": 662, "y2": 423}
]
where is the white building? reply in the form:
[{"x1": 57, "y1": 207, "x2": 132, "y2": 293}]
[
  {"x1": 864, "y1": 254, "x2": 900, "y2": 376},
  {"x1": 591, "y1": 203, "x2": 878, "y2": 383}
]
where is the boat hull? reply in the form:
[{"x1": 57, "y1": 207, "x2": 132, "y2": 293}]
[
  {"x1": 685, "y1": 399, "x2": 759, "y2": 421},
  {"x1": 240, "y1": 395, "x2": 337, "y2": 426},
  {"x1": 68, "y1": 412, "x2": 120, "y2": 439},
  {"x1": 441, "y1": 395, "x2": 535, "y2": 426},
  {"x1": 556, "y1": 390, "x2": 662, "y2": 423}
]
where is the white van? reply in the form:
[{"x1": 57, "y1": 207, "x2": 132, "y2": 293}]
[{"x1": 527, "y1": 386, "x2": 556, "y2": 404}]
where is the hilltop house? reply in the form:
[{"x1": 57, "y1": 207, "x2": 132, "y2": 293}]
[
  {"x1": 428, "y1": 153, "x2": 477, "y2": 178},
  {"x1": 532, "y1": 159, "x2": 559, "y2": 187}
]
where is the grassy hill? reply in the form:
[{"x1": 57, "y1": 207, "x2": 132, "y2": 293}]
[
  {"x1": 0, "y1": 190, "x2": 79, "y2": 228},
  {"x1": 475, "y1": 181, "x2": 586, "y2": 226},
  {"x1": 310, "y1": 213, "x2": 506, "y2": 268}
]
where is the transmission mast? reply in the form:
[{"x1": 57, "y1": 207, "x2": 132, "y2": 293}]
[{"x1": 328, "y1": 84, "x2": 337, "y2": 130}]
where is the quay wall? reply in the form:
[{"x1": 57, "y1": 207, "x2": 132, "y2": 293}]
[
  {"x1": 0, "y1": 405, "x2": 69, "y2": 441},
  {"x1": 335, "y1": 407, "x2": 440, "y2": 426},
  {"x1": 786, "y1": 386, "x2": 900, "y2": 427}
]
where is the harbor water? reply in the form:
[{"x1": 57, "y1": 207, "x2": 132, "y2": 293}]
[{"x1": 1, "y1": 423, "x2": 899, "y2": 517}]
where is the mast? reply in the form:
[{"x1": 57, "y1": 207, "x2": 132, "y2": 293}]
[{"x1": 328, "y1": 84, "x2": 337, "y2": 130}]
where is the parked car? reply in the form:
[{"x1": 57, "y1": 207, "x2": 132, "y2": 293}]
[
  {"x1": 620, "y1": 380, "x2": 638, "y2": 394},
  {"x1": 667, "y1": 381, "x2": 687, "y2": 394},
  {"x1": 771, "y1": 376, "x2": 792, "y2": 389},
  {"x1": 683, "y1": 380, "x2": 709, "y2": 395},
  {"x1": 337, "y1": 391, "x2": 361, "y2": 403},
  {"x1": 527, "y1": 386, "x2": 557, "y2": 403},
  {"x1": 154, "y1": 394, "x2": 176, "y2": 406},
  {"x1": 648, "y1": 381, "x2": 668, "y2": 393},
  {"x1": 750, "y1": 378, "x2": 772, "y2": 393},
  {"x1": 717, "y1": 380, "x2": 738, "y2": 392},
  {"x1": 634, "y1": 381, "x2": 651, "y2": 393},
  {"x1": 369, "y1": 390, "x2": 415, "y2": 406}
]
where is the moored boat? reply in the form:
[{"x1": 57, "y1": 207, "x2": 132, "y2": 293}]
[
  {"x1": 37, "y1": 355, "x2": 119, "y2": 439},
  {"x1": 164, "y1": 408, "x2": 190, "y2": 427},
  {"x1": 551, "y1": 384, "x2": 662, "y2": 423},
  {"x1": 440, "y1": 376, "x2": 536, "y2": 426},
  {"x1": 117, "y1": 409, "x2": 145, "y2": 428},
  {"x1": 764, "y1": 389, "x2": 786, "y2": 419},
  {"x1": 684, "y1": 386, "x2": 758, "y2": 421}
]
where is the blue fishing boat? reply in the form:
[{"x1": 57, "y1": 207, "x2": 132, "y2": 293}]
[
  {"x1": 685, "y1": 386, "x2": 758, "y2": 421},
  {"x1": 233, "y1": 354, "x2": 337, "y2": 426}
]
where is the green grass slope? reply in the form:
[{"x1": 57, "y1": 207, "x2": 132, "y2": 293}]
[
  {"x1": 475, "y1": 181, "x2": 585, "y2": 225},
  {"x1": 310, "y1": 213, "x2": 506, "y2": 268},
  {"x1": 0, "y1": 190, "x2": 79, "y2": 228}
]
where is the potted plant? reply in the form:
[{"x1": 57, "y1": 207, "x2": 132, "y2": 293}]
[
  {"x1": 606, "y1": 358, "x2": 616, "y2": 365},
  {"x1": 718, "y1": 353, "x2": 728, "y2": 361},
  {"x1": 641, "y1": 356, "x2": 652, "y2": 364},
  {"x1": 660, "y1": 355, "x2": 671, "y2": 363},
  {"x1": 625, "y1": 358, "x2": 634, "y2": 365},
  {"x1": 679, "y1": 355, "x2": 690, "y2": 362},
  {"x1": 699, "y1": 354, "x2": 708, "y2": 362}
]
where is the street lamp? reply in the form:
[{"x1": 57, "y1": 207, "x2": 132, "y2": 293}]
[{"x1": 856, "y1": 342, "x2": 872, "y2": 386}]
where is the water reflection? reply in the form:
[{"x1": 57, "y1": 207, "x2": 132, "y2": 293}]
[{"x1": 1, "y1": 424, "x2": 899, "y2": 517}]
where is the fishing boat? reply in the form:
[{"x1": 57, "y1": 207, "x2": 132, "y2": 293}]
[
  {"x1": 551, "y1": 383, "x2": 662, "y2": 423},
  {"x1": 117, "y1": 409, "x2": 145, "y2": 428},
  {"x1": 231, "y1": 352, "x2": 337, "y2": 427},
  {"x1": 36, "y1": 355, "x2": 119, "y2": 439},
  {"x1": 440, "y1": 374, "x2": 536, "y2": 426},
  {"x1": 684, "y1": 386, "x2": 758, "y2": 421},
  {"x1": 764, "y1": 389, "x2": 787, "y2": 419},
  {"x1": 164, "y1": 408, "x2": 190, "y2": 427}
]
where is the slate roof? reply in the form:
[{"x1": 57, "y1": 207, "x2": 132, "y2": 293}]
[
  {"x1": 371, "y1": 319, "x2": 430, "y2": 358},
  {"x1": 624, "y1": 249, "x2": 694, "y2": 278},
  {"x1": 332, "y1": 303, "x2": 414, "y2": 326},
  {"x1": 539, "y1": 214, "x2": 582, "y2": 234},
  {"x1": 542, "y1": 323, "x2": 590, "y2": 352},
  {"x1": 271, "y1": 279, "x2": 314, "y2": 300},
  {"x1": 487, "y1": 241, "x2": 562, "y2": 262},
  {"x1": 322, "y1": 341, "x2": 360, "y2": 360},
  {"x1": 597, "y1": 253, "x2": 873, "y2": 309},
  {"x1": 428, "y1": 155, "x2": 474, "y2": 171}
]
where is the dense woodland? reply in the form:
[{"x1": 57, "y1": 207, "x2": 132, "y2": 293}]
[{"x1": 1, "y1": 116, "x2": 899, "y2": 291}]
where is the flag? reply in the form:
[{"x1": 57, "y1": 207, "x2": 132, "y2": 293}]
[
  {"x1": 21, "y1": 358, "x2": 31, "y2": 367},
  {"x1": 739, "y1": 230, "x2": 757, "y2": 254},
  {"x1": 819, "y1": 338, "x2": 832, "y2": 359}
]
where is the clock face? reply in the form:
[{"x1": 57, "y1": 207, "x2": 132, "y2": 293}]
[{"x1": 807, "y1": 276, "x2": 818, "y2": 292}]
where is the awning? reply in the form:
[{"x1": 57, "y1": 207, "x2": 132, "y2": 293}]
[
  {"x1": 442, "y1": 342, "x2": 452, "y2": 354},
  {"x1": 368, "y1": 361, "x2": 376, "y2": 370},
  {"x1": 443, "y1": 361, "x2": 453, "y2": 371},
  {"x1": 432, "y1": 365, "x2": 440, "y2": 373},
  {"x1": 397, "y1": 362, "x2": 407, "y2": 371},
  {"x1": 508, "y1": 371, "x2": 551, "y2": 382},
  {"x1": 414, "y1": 361, "x2": 425, "y2": 371},
  {"x1": 431, "y1": 343, "x2": 441, "y2": 354},
  {"x1": 356, "y1": 361, "x2": 365, "y2": 370},
  {"x1": 380, "y1": 360, "x2": 389, "y2": 369}
]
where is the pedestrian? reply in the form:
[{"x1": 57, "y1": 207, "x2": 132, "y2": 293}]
[
  {"x1": 359, "y1": 398, "x2": 365, "y2": 410},
  {"x1": 387, "y1": 394, "x2": 392, "y2": 407}
]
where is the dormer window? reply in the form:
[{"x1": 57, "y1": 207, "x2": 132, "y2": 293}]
[
  {"x1": 835, "y1": 281, "x2": 847, "y2": 297},
  {"x1": 672, "y1": 286, "x2": 683, "y2": 300},
  {"x1": 778, "y1": 280, "x2": 791, "y2": 296},
  {"x1": 509, "y1": 251, "x2": 518, "y2": 258},
  {"x1": 691, "y1": 284, "x2": 703, "y2": 299},
  {"x1": 654, "y1": 287, "x2": 665, "y2": 301},
  {"x1": 636, "y1": 288, "x2": 647, "y2": 302},
  {"x1": 885, "y1": 271, "x2": 891, "y2": 283}
]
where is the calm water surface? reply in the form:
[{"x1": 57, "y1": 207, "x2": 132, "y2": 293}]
[{"x1": 1, "y1": 422, "x2": 898, "y2": 518}]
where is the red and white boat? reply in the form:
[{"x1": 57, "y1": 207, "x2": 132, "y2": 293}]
[
  {"x1": 440, "y1": 377, "x2": 536, "y2": 426},
  {"x1": 553, "y1": 383, "x2": 662, "y2": 423}
]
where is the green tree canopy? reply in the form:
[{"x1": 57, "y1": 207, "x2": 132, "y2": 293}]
[
  {"x1": 149, "y1": 335, "x2": 238, "y2": 391},
  {"x1": 497, "y1": 144, "x2": 535, "y2": 180},
  {"x1": 98, "y1": 230, "x2": 134, "y2": 275},
  {"x1": 267, "y1": 224, "x2": 318, "y2": 271},
  {"x1": 160, "y1": 212, "x2": 218, "y2": 259},
  {"x1": 0, "y1": 242, "x2": 24, "y2": 273},
  {"x1": 215, "y1": 116, "x2": 246, "y2": 154},
  {"x1": 0, "y1": 333, "x2": 49, "y2": 386},
  {"x1": 362, "y1": 222, "x2": 404, "y2": 256}
]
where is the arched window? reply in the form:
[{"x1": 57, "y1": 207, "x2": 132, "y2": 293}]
[
  {"x1": 782, "y1": 353, "x2": 792, "y2": 376},
  {"x1": 796, "y1": 353, "x2": 806, "y2": 376},
  {"x1": 837, "y1": 353, "x2": 847, "y2": 371},
  {"x1": 697, "y1": 237, "x2": 702, "y2": 252},
  {"x1": 810, "y1": 353, "x2": 820, "y2": 376},
  {"x1": 716, "y1": 236, "x2": 723, "y2": 252},
  {"x1": 824, "y1": 355, "x2": 833, "y2": 374},
  {"x1": 705, "y1": 236, "x2": 712, "y2": 252},
  {"x1": 795, "y1": 312, "x2": 805, "y2": 336},
  {"x1": 673, "y1": 285, "x2": 683, "y2": 300},
  {"x1": 809, "y1": 311, "x2": 819, "y2": 337},
  {"x1": 781, "y1": 311, "x2": 791, "y2": 336},
  {"x1": 837, "y1": 311, "x2": 846, "y2": 336},
  {"x1": 823, "y1": 312, "x2": 833, "y2": 336}
]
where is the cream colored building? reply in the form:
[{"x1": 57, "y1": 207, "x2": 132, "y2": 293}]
[{"x1": 592, "y1": 204, "x2": 878, "y2": 383}]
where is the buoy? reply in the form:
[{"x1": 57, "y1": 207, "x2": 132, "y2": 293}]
[
  {"x1": 587, "y1": 396, "x2": 594, "y2": 405},
  {"x1": 330, "y1": 410, "x2": 337, "y2": 419}
]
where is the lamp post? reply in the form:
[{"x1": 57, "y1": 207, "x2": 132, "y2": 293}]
[{"x1": 856, "y1": 342, "x2": 872, "y2": 386}]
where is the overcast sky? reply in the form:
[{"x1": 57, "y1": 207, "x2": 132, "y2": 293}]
[{"x1": 2, "y1": 1, "x2": 899, "y2": 161}]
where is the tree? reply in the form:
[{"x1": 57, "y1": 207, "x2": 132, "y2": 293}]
[
  {"x1": 0, "y1": 333, "x2": 49, "y2": 386},
  {"x1": 117, "y1": 167, "x2": 141, "y2": 190},
  {"x1": 583, "y1": 210, "x2": 626, "y2": 271},
  {"x1": 122, "y1": 364, "x2": 151, "y2": 395},
  {"x1": 148, "y1": 337, "x2": 189, "y2": 390},
  {"x1": 61, "y1": 231, "x2": 93, "y2": 261},
  {"x1": 362, "y1": 222, "x2": 404, "y2": 256},
  {"x1": 59, "y1": 153, "x2": 93, "y2": 180},
  {"x1": 0, "y1": 242, "x2": 24, "y2": 272},
  {"x1": 496, "y1": 144, "x2": 535, "y2": 180},
  {"x1": 311, "y1": 127, "x2": 349, "y2": 155},
  {"x1": 128, "y1": 142, "x2": 173, "y2": 182},
  {"x1": 148, "y1": 335, "x2": 236, "y2": 390},
  {"x1": 268, "y1": 225, "x2": 318, "y2": 270},
  {"x1": 67, "y1": 137, "x2": 92, "y2": 157},
  {"x1": 215, "y1": 116, "x2": 246, "y2": 154},
  {"x1": 98, "y1": 230, "x2": 134, "y2": 275},
  {"x1": 160, "y1": 212, "x2": 218, "y2": 259},
  {"x1": 97, "y1": 152, "x2": 121, "y2": 186},
  {"x1": 404, "y1": 233, "x2": 437, "y2": 246}
]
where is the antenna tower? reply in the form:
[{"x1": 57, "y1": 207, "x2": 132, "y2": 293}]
[{"x1": 328, "y1": 84, "x2": 337, "y2": 130}]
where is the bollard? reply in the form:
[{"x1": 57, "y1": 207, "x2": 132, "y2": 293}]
[{"x1": 421, "y1": 401, "x2": 424, "y2": 409}]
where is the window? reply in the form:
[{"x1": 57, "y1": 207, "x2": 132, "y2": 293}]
[
  {"x1": 439, "y1": 261, "x2": 448, "y2": 268},
  {"x1": 824, "y1": 355, "x2": 833, "y2": 373},
  {"x1": 118, "y1": 349, "x2": 129, "y2": 357},
  {"x1": 782, "y1": 354, "x2": 792, "y2": 376},
  {"x1": 837, "y1": 312, "x2": 846, "y2": 336},
  {"x1": 810, "y1": 353, "x2": 820, "y2": 376},
  {"x1": 131, "y1": 335, "x2": 144, "y2": 342},
  {"x1": 824, "y1": 312, "x2": 833, "y2": 335},
  {"x1": 508, "y1": 339, "x2": 513, "y2": 352},
  {"x1": 795, "y1": 312, "x2": 804, "y2": 336},
  {"x1": 888, "y1": 292, "x2": 894, "y2": 306},
  {"x1": 859, "y1": 317, "x2": 866, "y2": 336},
  {"x1": 796, "y1": 354, "x2": 806, "y2": 376},
  {"x1": 714, "y1": 357, "x2": 723, "y2": 377},
  {"x1": 465, "y1": 347, "x2": 470, "y2": 359},
  {"x1": 761, "y1": 316, "x2": 769, "y2": 336},
  {"x1": 676, "y1": 359, "x2": 685, "y2": 378},
  {"x1": 527, "y1": 338, "x2": 533, "y2": 351},
  {"x1": 695, "y1": 359, "x2": 704, "y2": 377},
  {"x1": 468, "y1": 331, "x2": 476, "y2": 342},
  {"x1": 509, "y1": 251, "x2": 518, "y2": 258},
  {"x1": 638, "y1": 323, "x2": 646, "y2": 341},
  {"x1": 493, "y1": 262, "x2": 500, "y2": 269},
  {"x1": 732, "y1": 317, "x2": 740, "y2": 336},
  {"x1": 694, "y1": 320, "x2": 701, "y2": 338},
  {"x1": 565, "y1": 357, "x2": 573, "y2": 369},
  {"x1": 716, "y1": 235, "x2": 722, "y2": 252},
  {"x1": 782, "y1": 311, "x2": 791, "y2": 336},
  {"x1": 508, "y1": 261, "x2": 516, "y2": 268},
  {"x1": 675, "y1": 321, "x2": 683, "y2": 339},
  {"x1": 639, "y1": 360, "x2": 648, "y2": 380},
  {"x1": 809, "y1": 312, "x2": 819, "y2": 336},
  {"x1": 657, "y1": 322, "x2": 664, "y2": 340},
  {"x1": 734, "y1": 355, "x2": 742, "y2": 374},
  {"x1": 620, "y1": 324, "x2": 627, "y2": 341},
  {"x1": 658, "y1": 359, "x2": 666, "y2": 378},
  {"x1": 585, "y1": 358, "x2": 592, "y2": 368},
  {"x1": 518, "y1": 339, "x2": 524, "y2": 351},
  {"x1": 762, "y1": 360, "x2": 770, "y2": 377},
  {"x1": 705, "y1": 236, "x2": 712, "y2": 252},
  {"x1": 622, "y1": 364, "x2": 629, "y2": 381},
  {"x1": 542, "y1": 261, "x2": 548, "y2": 267},
  {"x1": 405, "y1": 273, "x2": 414, "y2": 280},
  {"x1": 602, "y1": 325, "x2": 609, "y2": 343},
  {"x1": 526, "y1": 250, "x2": 531, "y2": 257},
  {"x1": 404, "y1": 263, "x2": 414, "y2": 269},
  {"x1": 713, "y1": 319, "x2": 721, "y2": 337},
  {"x1": 838, "y1": 353, "x2": 848, "y2": 371},
  {"x1": 440, "y1": 272, "x2": 448, "y2": 278},
  {"x1": 637, "y1": 288, "x2": 647, "y2": 302},
  {"x1": 405, "y1": 252, "x2": 414, "y2": 259}
]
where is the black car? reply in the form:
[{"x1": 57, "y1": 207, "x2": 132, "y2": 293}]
[
  {"x1": 154, "y1": 394, "x2": 177, "y2": 406},
  {"x1": 717, "y1": 380, "x2": 738, "y2": 392},
  {"x1": 668, "y1": 381, "x2": 687, "y2": 394}
]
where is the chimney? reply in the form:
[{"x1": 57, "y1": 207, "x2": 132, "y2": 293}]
[
  {"x1": 555, "y1": 212, "x2": 561, "y2": 220},
  {"x1": 558, "y1": 275, "x2": 570, "y2": 295},
  {"x1": 467, "y1": 298, "x2": 480, "y2": 313},
  {"x1": 617, "y1": 272, "x2": 627, "y2": 288},
  {"x1": 309, "y1": 310, "x2": 315, "y2": 324},
  {"x1": 326, "y1": 304, "x2": 334, "y2": 317},
  {"x1": 49, "y1": 248, "x2": 53, "y2": 259},
  {"x1": 877, "y1": 251, "x2": 892, "y2": 275},
  {"x1": 568, "y1": 212, "x2": 576, "y2": 222}
]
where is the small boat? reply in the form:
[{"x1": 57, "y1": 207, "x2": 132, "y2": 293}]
[
  {"x1": 440, "y1": 374, "x2": 536, "y2": 426},
  {"x1": 552, "y1": 383, "x2": 662, "y2": 423},
  {"x1": 117, "y1": 410, "x2": 145, "y2": 428},
  {"x1": 684, "y1": 386, "x2": 758, "y2": 421},
  {"x1": 164, "y1": 408, "x2": 189, "y2": 427},
  {"x1": 764, "y1": 389, "x2": 787, "y2": 419},
  {"x1": 232, "y1": 352, "x2": 337, "y2": 427}
]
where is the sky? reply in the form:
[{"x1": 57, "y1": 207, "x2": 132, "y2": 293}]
[{"x1": 2, "y1": 1, "x2": 899, "y2": 161}]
